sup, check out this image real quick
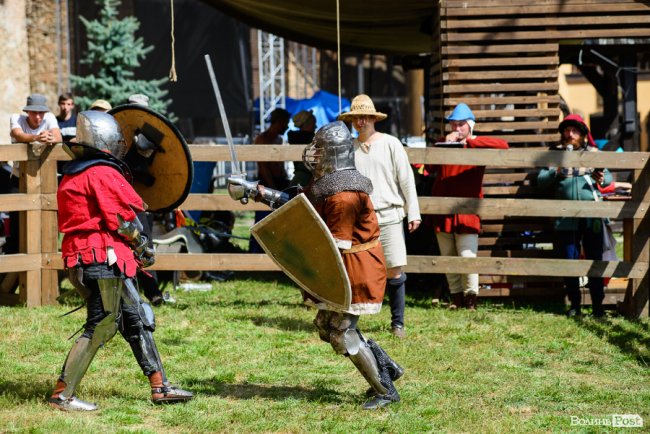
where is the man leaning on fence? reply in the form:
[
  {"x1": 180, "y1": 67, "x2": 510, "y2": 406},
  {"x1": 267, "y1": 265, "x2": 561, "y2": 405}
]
[
  {"x1": 537, "y1": 114, "x2": 612, "y2": 318},
  {"x1": 5, "y1": 94, "x2": 62, "y2": 255}
]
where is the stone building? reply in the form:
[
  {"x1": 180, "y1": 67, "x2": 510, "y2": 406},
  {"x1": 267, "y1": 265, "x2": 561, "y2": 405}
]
[{"x1": 0, "y1": 0, "x2": 71, "y2": 144}]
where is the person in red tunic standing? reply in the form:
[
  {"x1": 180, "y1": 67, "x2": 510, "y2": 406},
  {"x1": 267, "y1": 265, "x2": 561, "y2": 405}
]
[
  {"x1": 426, "y1": 103, "x2": 509, "y2": 310},
  {"x1": 49, "y1": 111, "x2": 192, "y2": 411}
]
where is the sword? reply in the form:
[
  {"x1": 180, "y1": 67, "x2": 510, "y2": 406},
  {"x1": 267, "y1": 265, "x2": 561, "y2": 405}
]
[
  {"x1": 204, "y1": 54, "x2": 241, "y2": 177},
  {"x1": 204, "y1": 54, "x2": 289, "y2": 208}
]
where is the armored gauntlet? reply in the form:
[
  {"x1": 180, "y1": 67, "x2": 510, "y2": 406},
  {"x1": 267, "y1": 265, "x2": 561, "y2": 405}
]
[{"x1": 117, "y1": 214, "x2": 156, "y2": 267}]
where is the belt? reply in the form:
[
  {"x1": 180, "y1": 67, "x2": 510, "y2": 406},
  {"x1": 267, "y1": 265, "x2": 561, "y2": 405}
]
[{"x1": 342, "y1": 238, "x2": 379, "y2": 254}]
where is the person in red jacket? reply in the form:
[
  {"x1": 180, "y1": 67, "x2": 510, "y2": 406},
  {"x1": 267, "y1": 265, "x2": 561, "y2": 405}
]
[
  {"x1": 49, "y1": 111, "x2": 192, "y2": 411},
  {"x1": 427, "y1": 103, "x2": 509, "y2": 310}
]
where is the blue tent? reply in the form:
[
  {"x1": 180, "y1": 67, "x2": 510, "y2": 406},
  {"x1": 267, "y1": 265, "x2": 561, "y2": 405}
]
[
  {"x1": 285, "y1": 90, "x2": 351, "y2": 129},
  {"x1": 255, "y1": 90, "x2": 351, "y2": 131}
]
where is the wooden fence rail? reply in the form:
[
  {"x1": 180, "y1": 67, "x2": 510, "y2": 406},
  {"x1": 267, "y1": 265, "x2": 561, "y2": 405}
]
[{"x1": 0, "y1": 143, "x2": 648, "y2": 317}]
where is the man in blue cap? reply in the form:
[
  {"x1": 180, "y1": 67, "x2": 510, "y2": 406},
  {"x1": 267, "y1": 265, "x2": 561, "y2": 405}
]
[{"x1": 425, "y1": 103, "x2": 509, "y2": 310}]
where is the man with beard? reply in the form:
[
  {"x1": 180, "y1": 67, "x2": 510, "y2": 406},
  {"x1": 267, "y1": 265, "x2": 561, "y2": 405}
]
[{"x1": 537, "y1": 114, "x2": 613, "y2": 318}]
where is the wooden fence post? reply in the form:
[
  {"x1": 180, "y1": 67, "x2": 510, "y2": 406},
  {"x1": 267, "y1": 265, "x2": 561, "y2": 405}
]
[
  {"x1": 21, "y1": 146, "x2": 43, "y2": 306},
  {"x1": 620, "y1": 162, "x2": 650, "y2": 318},
  {"x1": 40, "y1": 155, "x2": 59, "y2": 305}
]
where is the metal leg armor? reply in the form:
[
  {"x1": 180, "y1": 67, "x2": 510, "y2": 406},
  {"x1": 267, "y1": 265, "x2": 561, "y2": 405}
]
[
  {"x1": 50, "y1": 278, "x2": 122, "y2": 411},
  {"x1": 313, "y1": 310, "x2": 401, "y2": 409},
  {"x1": 120, "y1": 277, "x2": 193, "y2": 404},
  {"x1": 121, "y1": 278, "x2": 164, "y2": 377}
]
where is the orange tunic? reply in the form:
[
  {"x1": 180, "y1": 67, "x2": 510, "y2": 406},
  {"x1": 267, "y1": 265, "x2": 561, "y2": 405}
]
[{"x1": 313, "y1": 191, "x2": 386, "y2": 314}]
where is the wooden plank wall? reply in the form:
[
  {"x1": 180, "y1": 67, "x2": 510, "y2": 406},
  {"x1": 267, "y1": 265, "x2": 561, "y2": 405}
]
[
  {"x1": 429, "y1": 0, "x2": 650, "y2": 145},
  {"x1": 429, "y1": 0, "x2": 650, "y2": 299}
]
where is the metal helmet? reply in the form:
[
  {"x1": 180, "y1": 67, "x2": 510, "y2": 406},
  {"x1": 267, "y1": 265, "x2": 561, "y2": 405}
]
[
  {"x1": 74, "y1": 111, "x2": 127, "y2": 159},
  {"x1": 302, "y1": 121, "x2": 355, "y2": 178}
]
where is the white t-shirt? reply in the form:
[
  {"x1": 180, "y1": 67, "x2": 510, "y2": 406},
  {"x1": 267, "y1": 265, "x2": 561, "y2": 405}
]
[
  {"x1": 10, "y1": 112, "x2": 59, "y2": 139},
  {"x1": 354, "y1": 133, "x2": 421, "y2": 225},
  {"x1": 6, "y1": 112, "x2": 60, "y2": 174}
]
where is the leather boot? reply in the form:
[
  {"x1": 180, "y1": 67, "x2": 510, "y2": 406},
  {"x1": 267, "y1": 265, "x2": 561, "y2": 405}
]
[
  {"x1": 464, "y1": 293, "x2": 477, "y2": 311},
  {"x1": 450, "y1": 292, "x2": 464, "y2": 309},
  {"x1": 149, "y1": 371, "x2": 194, "y2": 404}
]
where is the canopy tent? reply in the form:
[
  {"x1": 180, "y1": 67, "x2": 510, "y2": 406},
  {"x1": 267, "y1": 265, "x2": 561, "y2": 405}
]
[
  {"x1": 199, "y1": 0, "x2": 434, "y2": 55},
  {"x1": 255, "y1": 90, "x2": 351, "y2": 130}
]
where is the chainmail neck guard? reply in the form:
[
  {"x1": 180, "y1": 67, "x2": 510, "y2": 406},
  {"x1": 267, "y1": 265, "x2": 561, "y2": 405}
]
[{"x1": 308, "y1": 169, "x2": 373, "y2": 203}]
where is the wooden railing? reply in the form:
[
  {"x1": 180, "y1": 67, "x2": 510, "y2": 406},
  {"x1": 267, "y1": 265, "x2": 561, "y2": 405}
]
[{"x1": 1, "y1": 143, "x2": 648, "y2": 317}]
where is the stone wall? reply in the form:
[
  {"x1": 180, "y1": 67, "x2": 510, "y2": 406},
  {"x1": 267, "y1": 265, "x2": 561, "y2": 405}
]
[
  {"x1": 0, "y1": 0, "x2": 31, "y2": 144},
  {"x1": 0, "y1": 0, "x2": 70, "y2": 144}
]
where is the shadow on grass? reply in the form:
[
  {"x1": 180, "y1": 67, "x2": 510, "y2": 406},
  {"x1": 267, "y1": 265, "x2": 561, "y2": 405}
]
[
  {"x1": 190, "y1": 378, "x2": 343, "y2": 403},
  {"x1": 0, "y1": 379, "x2": 52, "y2": 402},
  {"x1": 203, "y1": 299, "x2": 302, "y2": 309},
  {"x1": 229, "y1": 313, "x2": 383, "y2": 335},
  {"x1": 576, "y1": 317, "x2": 650, "y2": 367},
  {"x1": 233, "y1": 315, "x2": 314, "y2": 331}
]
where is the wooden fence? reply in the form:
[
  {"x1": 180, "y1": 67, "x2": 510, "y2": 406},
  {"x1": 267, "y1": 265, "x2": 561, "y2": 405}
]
[{"x1": 0, "y1": 143, "x2": 648, "y2": 317}]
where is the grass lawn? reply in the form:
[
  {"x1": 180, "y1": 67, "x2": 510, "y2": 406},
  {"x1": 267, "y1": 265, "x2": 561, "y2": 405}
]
[{"x1": 0, "y1": 274, "x2": 648, "y2": 433}]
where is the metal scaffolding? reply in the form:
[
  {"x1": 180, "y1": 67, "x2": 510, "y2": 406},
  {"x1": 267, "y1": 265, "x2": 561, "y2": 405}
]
[{"x1": 257, "y1": 31, "x2": 286, "y2": 132}]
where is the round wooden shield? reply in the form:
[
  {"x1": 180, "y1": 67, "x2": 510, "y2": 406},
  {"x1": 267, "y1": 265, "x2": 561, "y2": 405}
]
[{"x1": 109, "y1": 104, "x2": 193, "y2": 213}]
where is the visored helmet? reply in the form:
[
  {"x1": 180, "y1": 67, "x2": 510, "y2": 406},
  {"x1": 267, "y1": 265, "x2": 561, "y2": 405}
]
[
  {"x1": 302, "y1": 121, "x2": 355, "y2": 178},
  {"x1": 68, "y1": 111, "x2": 127, "y2": 160}
]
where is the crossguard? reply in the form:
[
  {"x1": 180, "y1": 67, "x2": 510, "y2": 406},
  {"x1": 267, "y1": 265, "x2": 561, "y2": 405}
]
[
  {"x1": 226, "y1": 176, "x2": 290, "y2": 209},
  {"x1": 227, "y1": 175, "x2": 259, "y2": 204}
]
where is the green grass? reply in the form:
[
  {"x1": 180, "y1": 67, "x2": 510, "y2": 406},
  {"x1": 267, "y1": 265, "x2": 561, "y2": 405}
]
[{"x1": 0, "y1": 276, "x2": 648, "y2": 433}]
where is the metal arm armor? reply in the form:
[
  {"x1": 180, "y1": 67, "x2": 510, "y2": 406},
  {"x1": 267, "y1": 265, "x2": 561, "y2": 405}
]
[
  {"x1": 227, "y1": 175, "x2": 290, "y2": 210},
  {"x1": 116, "y1": 213, "x2": 156, "y2": 267}
]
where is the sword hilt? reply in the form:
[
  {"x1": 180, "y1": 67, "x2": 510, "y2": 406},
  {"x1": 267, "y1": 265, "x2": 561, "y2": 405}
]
[{"x1": 226, "y1": 176, "x2": 290, "y2": 210}]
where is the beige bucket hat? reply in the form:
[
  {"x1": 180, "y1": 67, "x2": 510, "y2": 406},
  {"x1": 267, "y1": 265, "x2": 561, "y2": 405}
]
[
  {"x1": 89, "y1": 99, "x2": 112, "y2": 111},
  {"x1": 338, "y1": 94, "x2": 387, "y2": 122}
]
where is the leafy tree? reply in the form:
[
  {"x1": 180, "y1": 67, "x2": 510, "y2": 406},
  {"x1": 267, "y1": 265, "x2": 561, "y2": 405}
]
[{"x1": 71, "y1": 0, "x2": 173, "y2": 117}]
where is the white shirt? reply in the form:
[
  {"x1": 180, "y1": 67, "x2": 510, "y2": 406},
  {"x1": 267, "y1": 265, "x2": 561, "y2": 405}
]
[
  {"x1": 7, "y1": 112, "x2": 60, "y2": 175},
  {"x1": 354, "y1": 133, "x2": 421, "y2": 225}
]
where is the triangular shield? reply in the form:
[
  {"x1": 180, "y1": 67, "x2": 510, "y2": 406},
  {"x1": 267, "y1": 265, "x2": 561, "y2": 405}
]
[{"x1": 251, "y1": 194, "x2": 352, "y2": 311}]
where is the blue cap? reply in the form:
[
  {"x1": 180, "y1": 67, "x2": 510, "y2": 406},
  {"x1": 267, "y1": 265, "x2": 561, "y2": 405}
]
[{"x1": 446, "y1": 103, "x2": 475, "y2": 121}]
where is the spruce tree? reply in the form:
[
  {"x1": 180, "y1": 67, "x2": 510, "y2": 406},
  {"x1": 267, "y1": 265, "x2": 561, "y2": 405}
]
[{"x1": 71, "y1": 0, "x2": 173, "y2": 117}]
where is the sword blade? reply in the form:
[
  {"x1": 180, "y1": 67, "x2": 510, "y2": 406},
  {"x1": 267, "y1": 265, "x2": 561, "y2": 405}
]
[{"x1": 204, "y1": 54, "x2": 241, "y2": 175}]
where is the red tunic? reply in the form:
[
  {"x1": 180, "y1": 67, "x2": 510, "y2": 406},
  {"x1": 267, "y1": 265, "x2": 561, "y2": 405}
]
[
  {"x1": 427, "y1": 136, "x2": 509, "y2": 234},
  {"x1": 313, "y1": 191, "x2": 386, "y2": 313},
  {"x1": 57, "y1": 165, "x2": 144, "y2": 277}
]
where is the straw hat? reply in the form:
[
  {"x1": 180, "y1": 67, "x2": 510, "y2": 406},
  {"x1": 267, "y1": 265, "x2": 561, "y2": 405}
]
[
  {"x1": 90, "y1": 99, "x2": 112, "y2": 111},
  {"x1": 338, "y1": 94, "x2": 387, "y2": 122}
]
